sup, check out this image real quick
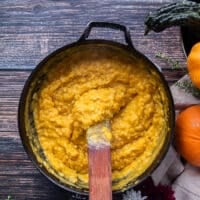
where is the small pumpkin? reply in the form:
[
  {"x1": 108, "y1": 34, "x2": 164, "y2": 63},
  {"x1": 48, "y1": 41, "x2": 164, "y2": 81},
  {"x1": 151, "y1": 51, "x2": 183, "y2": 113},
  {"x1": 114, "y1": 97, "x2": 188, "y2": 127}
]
[
  {"x1": 187, "y1": 42, "x2": 200, "y2": 89},
  {"x1": 175, "y1": 105, "x2": 200, "y2": 167}
]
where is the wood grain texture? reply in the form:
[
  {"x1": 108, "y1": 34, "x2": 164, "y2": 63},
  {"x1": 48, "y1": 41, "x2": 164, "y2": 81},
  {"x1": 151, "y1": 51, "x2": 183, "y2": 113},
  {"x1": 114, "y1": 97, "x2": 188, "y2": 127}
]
[
  {"x1": 0, "y1": 0, "x2": 186, "y2": 70},
  {"x1": 0, "y1": 0, "x2": 192, "y2": 199},
  {"x1": 89, "y1": 146, "x2": 112, "y2": 200}
]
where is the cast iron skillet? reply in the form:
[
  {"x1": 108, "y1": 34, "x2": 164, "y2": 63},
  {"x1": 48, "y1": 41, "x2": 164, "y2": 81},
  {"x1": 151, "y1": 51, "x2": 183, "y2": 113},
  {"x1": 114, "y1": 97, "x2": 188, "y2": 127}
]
[{"x1": 18, "y1": 22, "x2": 175, "y2": 198}]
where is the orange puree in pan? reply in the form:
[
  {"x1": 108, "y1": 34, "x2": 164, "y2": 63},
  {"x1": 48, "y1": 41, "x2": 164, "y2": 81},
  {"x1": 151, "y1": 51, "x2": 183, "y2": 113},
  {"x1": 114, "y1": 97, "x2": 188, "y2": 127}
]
[{"x1": 33, "y1": 47, "x2": 169, "y2": 190}]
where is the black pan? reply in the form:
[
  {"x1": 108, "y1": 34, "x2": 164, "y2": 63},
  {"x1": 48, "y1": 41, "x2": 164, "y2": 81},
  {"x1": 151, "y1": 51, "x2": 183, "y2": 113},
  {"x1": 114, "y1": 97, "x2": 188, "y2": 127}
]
[{"x1": 18, "y1": 22, "x2": 175, "y2": 199}]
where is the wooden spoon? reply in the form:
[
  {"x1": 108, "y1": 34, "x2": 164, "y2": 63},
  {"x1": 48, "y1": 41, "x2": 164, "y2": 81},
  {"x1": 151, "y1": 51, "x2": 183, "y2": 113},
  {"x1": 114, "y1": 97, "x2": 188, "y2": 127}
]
[{"x1": 87, "y1": 120, "x2": 112, "y2": 200}]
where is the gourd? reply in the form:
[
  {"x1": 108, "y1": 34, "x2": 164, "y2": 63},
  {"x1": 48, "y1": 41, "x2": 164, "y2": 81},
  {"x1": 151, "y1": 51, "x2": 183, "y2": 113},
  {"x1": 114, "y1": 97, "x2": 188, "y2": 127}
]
[
  {"x1": 144, "y1": 1, "x2": 200, "y2": 35},
  {"x1": 187, "y1": 42, "x2": 200, "y2": 89},
  {"x1": 175, "y1": 105, "x2": 200, "y2": 167}
]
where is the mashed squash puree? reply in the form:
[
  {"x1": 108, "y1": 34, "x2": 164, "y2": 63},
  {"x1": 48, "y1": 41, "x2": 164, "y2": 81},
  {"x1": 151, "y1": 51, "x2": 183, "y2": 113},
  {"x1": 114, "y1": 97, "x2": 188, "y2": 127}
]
[{"x1": 33, "y1": 46, "x2": 169, "y2": 190}]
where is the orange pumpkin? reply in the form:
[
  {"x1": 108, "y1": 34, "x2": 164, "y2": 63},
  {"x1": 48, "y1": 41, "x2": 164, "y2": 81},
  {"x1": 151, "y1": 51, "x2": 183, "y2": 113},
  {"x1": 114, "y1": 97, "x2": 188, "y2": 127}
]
[
  {"x1": 187, "y1": 42, "x2": 200, "y2": 89},
  {"x1": 175, "y1": 105, "x2": 200, "y2": 166}
]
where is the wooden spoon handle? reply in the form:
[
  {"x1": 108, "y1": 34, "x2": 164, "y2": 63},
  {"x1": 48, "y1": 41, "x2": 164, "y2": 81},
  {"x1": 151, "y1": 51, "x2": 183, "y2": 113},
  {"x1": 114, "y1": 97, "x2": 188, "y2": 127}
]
[{"x1": 88, "y1": 146, "x2": 112, "y2": 200}]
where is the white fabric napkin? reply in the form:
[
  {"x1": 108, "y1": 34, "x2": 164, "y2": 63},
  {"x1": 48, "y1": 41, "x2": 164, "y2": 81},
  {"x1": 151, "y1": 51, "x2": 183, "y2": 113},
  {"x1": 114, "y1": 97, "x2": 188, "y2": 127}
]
[
  {"x1": 151, "y1": 146, "x2": 200, "y2": 200},
  {"x1": 151, "y1": 146, "x2": 184, "y2": 185},
  {"x1": 172, "y1": 164, "x2": 200, "y2": 200}
]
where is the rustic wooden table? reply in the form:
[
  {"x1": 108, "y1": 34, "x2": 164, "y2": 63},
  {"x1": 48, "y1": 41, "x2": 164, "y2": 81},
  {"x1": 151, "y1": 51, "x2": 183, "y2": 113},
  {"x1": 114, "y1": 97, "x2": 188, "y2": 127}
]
[{"x1": 0, "y1": 0, "x2": 188, "y2": 199}]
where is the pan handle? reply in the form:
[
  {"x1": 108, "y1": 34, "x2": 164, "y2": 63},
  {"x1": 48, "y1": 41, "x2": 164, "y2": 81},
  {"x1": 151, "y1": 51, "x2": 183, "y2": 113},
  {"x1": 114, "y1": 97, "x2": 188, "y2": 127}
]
[{"x1": 78, "y1": 21, "x2": 134, "y2": 48}]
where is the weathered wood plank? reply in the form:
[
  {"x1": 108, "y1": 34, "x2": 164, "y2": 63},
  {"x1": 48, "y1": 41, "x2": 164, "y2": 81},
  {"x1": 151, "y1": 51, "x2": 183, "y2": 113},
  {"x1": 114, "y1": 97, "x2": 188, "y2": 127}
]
[
  {"x1": 0, "y1": 173, "x2": 75, "y2": 200},
  {"x1": 162, "y1": 69, "x2": 186, "y2": 83},
  {"x1": 0, "y1": 132, "x2": 78, "y2": 200},
  {"x1": 0, "y1": 71, "x2": 28, "y2": 133},
  {"x1": 0, "y1": 0, "x2": 185, "y2": 70}
]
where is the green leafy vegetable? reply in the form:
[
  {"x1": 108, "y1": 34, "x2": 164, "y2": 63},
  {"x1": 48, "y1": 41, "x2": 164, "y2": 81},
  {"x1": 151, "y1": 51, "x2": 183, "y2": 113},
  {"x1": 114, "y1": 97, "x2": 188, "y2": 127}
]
[
  {"x1": 144, "y1": 0, "x2": 200, "y2": 35},
  {"x1": 176, "y1": 79, "x2": 200, "y2": 98},
  {"x1": 155, "y1": 52, "x2": 185, "y2": 70}
]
